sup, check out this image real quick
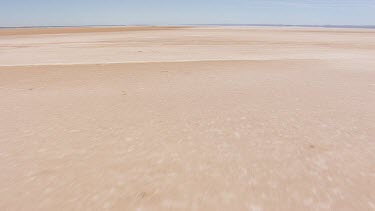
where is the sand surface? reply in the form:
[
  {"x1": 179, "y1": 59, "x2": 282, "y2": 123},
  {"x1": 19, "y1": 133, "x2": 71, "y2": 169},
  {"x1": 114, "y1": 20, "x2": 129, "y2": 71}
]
[{"x1": 1, "y1": 27, "x2": 375, "y2": 211}]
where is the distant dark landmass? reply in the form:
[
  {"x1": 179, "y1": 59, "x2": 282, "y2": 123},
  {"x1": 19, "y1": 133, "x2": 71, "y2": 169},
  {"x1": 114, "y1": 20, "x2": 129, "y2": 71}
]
[
  {"x1": 1, "y1": 24, "x2": 375, "y2": 30},
  {"x1": 187, "y1": 24, "x2": 375, "y2": 29}
]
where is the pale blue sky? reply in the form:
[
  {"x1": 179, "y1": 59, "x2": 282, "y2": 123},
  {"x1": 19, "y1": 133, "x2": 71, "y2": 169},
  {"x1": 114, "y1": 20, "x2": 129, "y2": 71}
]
[{"x1": 1, "y1": 0, "x2": 375, "y2": 27}]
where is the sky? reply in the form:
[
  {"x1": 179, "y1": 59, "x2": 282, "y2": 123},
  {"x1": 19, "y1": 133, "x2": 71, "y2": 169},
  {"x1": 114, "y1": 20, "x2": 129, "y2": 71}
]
[{"x1": 1, "y1": 0, "x2": 375, "y2": 27}]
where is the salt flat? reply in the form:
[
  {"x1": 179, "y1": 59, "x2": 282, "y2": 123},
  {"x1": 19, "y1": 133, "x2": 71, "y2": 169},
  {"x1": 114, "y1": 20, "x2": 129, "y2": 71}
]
[
  {"x1": 0, "y1": 27, "x2": 374, "y2": 211},
  {"x1": 1, "y1": 26, "x2": 375, "y2": 66}
]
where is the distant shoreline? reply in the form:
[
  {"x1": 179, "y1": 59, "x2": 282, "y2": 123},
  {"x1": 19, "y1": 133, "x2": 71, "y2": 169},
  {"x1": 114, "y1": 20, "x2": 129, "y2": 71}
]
[{"x1": 1, "y1": 24, "x2": 375, "y2": 30}]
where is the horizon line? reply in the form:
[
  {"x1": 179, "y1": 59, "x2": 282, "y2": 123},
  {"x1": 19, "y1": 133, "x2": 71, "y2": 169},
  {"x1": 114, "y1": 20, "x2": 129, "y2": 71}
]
[{"x1": 1, "y1": 24, "x2": 375, "y2": 30}]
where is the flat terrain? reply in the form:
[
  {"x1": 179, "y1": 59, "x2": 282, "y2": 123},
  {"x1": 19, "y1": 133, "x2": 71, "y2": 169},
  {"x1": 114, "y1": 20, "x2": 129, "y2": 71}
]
[{"x1": 1, "y1": 27, "x2": 375, "y2": 211}]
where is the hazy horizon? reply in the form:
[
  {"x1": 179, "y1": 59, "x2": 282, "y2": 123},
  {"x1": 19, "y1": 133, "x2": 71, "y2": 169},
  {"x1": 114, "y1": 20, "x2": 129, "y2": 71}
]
[
  {"x1": 2, "y1": 0, "x2": 375, "y2": 27},
  {"x1": 1, "y1": 24, "x2": 375, "y2": 30}
]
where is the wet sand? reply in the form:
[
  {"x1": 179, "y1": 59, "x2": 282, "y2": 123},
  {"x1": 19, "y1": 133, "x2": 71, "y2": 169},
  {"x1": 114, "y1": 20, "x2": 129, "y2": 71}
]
[
  {"x1": 0, "y1": 27, "x2": 375, "y2": 211},
  {"x1": 0, "y1": 26, "x2": 188, "y2": 36}
]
